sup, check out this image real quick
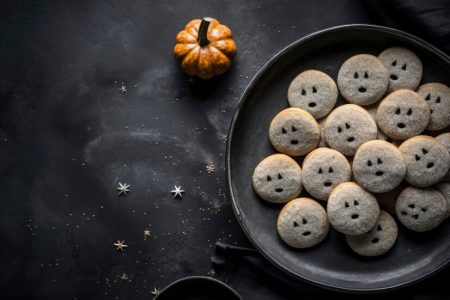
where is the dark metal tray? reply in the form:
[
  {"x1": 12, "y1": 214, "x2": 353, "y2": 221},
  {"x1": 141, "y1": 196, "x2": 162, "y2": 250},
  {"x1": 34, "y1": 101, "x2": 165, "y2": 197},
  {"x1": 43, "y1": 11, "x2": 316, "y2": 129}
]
[{"x1": 226, "y1": 25, "x2": 450, "y2": 292}]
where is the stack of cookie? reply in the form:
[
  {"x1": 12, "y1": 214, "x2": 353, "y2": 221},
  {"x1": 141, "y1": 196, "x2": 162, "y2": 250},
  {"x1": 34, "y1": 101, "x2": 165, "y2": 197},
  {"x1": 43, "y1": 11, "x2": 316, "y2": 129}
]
[{"x1": 252, "y1": 47, "x2": 450, "y2": 257}]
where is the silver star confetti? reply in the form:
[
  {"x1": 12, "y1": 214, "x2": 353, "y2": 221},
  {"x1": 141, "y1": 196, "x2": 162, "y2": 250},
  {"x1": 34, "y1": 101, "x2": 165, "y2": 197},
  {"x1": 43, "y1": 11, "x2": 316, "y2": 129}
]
[
  {"x1": 117, "y1": 182, "x2": 130, "y2": 196},
  {"x1": 113, "y1": 240, "x2": 128, "y2": 252},
  {"x1": 170, "y1": 185, "x2": 185, "y2": 198},
  {"x1": 205, "y1": 162, "x2": 215, "y2": 175},
  {"x1": 207, "y1": 268, "x2": 216, "y2": 276},
  {"x1": 118, "y1": 82, "x2": 127, "y2": 93},
  {"x1": 151, "y1": 287, "x2": 160, "y2": 296},
  {"x1": 144, "y1": 229, "x2": 151, "y2": 240}
]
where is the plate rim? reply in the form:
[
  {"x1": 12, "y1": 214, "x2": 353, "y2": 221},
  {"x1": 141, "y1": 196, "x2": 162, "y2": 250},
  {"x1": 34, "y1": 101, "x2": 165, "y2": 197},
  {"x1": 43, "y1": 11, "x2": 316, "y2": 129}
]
[{"x1": 226, "y1": 24, "x2": 450, "y2": 293}]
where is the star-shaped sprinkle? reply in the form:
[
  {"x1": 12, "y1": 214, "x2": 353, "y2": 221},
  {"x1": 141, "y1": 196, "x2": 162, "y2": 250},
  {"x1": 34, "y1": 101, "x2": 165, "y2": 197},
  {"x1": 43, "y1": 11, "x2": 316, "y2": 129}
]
[
  {"x1": 118, "y1": 82, "x2": 127, "y2": 93},
  {"x1": 151, "y1": 287, "x2": 160, "y2": 296},
  {"x1": 120, "y1": 273, "x2": 129, "y2": 281},
  {"x1": 170, "y1": 185, "x2": 185, "y2": 198},
  {"x1": 117, "y1": 182, "x2": 130, "y2": 196},
  {"x1": 144, "y1": 229, "x2": 151, "y2": 240},
  {"x1": 208, "y1": 268, "x2": 216, "y2": 276},
  {"x1": 205, "y1": 162, "x2": 215, "y2": 175},
  {"x1": 113, "y1": 240, "x2": 128, "y2": 252}
]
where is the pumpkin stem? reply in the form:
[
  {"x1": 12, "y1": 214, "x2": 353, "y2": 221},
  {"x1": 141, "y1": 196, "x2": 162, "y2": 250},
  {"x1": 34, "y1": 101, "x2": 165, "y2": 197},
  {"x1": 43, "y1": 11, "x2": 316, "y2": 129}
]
[{"x1": 197, "y1": 17, "x2": 212, "y2": 47}]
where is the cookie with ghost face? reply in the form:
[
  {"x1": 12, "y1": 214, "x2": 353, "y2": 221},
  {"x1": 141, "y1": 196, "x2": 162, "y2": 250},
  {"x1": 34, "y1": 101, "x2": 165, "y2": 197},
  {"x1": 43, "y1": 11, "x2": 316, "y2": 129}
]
[
  {"x1": 302, "y1": 148, "x2": 352, "y2": 201},
  {"x1": 252, "y1": 154, "x2": 302, "y2": 203},
  {"x1": 436, "y1": 133, "x2": 450, "y2": 182},
  {"x1": 436, "y1": 183, "x2": 450, "y2": 219},
  {"x1": 417, "y1": 83, "x2": 450, "y2": 131},
  {"x1": 327, "y1": 182, "x2": 380, "y2": 235},
  {"x1": 337, "y1": 54, "x2": 389, "y2": 105},
  {"x1": 396, "y1": 186, "x2": 446, "y2": 232},
  {"x1": 346, "y1": 210, "x2": 398, "y2": 257},
  {"x1": 376, "y1": 89, "x2": 430, "y2": 140},
  {"x1": 378, "y1": 47, "x2": 423, "y2": 92},
  {"x1": 353, "y1": 140, "x2": 406, "y2": 193},
  {"x1": 323, "y1": 104, "x2": 378, "y2": 156},
  {"x1": 288, "y1": 70, "x2": 338, "y2": 119},
  {"x1": 399, "y1": 136, "x2": 450, "y2": 187},
  {"x1": 269, "y1": 108, "x2": 320, "y2": 156},
  {"x1": 277, "y1": 198, "x2": 329, "y2": 248}
]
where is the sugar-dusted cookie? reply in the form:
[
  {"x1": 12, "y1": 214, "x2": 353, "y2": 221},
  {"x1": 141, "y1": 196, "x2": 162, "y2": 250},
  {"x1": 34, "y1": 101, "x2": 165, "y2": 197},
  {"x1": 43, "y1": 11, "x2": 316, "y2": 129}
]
[
  {"x1": 337, "y1": 54, "x2": 389, "y2": 105},
  {"x1": 288, "y1": 70, "x2": 338, "y2": 119},
  {"x1": 436, "y1": 132, "x2": 450, "y2": 182},
  {"x1": 252, "y1": 154, "x2": 302, "y2": 203},
  {"x1": 346, "y1": 210, "x2": 398, "y2": 257},
  {"x1": 378, "y1": 47, "x2": 423, "y2": 92},
  {"x1": 302, "y1": 148, "x2": 352, "y2": 201},
  {"x1": 376, "y1": 89, "x2": 430, "y2": 140},
  {"x1": 417, "y1": 83, "x2": 450, "y2": 131},
  {"x1": 323, "y1": 104, "x2": 377, "y2": 156},
  {"x1": 399, "y1": 136, "x2": 450, "y2": 187},
  {"x1": 352, "y1": 140, "x2": 406, "y2": 193},
  {"x1": 396, "y1": 186, "x2": 446, "y2": 232},
  {"x1": 436, "y1": 183, "x2": 450, "y2": 219},
  {"x1": 277, "y1": 198, "x2": 329, "y2": 248},
  {"x1": 327, "y1": 182, "x2": 380, "y2": 235},
  {"x1": 269, "y1": 108, "x2": 320, "y2": 156}
]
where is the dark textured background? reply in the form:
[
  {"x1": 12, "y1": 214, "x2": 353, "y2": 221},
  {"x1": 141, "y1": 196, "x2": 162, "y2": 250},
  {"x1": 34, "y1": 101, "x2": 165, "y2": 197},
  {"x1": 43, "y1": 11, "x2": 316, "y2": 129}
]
[{"x1": 0, "y1": 1, "x2": 448, "y2": 299}]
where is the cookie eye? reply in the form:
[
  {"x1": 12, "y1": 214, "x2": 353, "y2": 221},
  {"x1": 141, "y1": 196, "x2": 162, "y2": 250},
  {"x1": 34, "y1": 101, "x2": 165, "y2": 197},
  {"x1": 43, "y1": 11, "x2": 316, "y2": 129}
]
[
  {"x1": 354, "y1": 200, "x2": 359, "y2": 206},
  {"x1": 337, "y1": 126, "x2": 342, "y2": 133},
  {"x1": 345, "y1": 201, "x2": 350, "y2": 208},
  {"x1": 395, "y1": 108, "x2": 401, "y2": 115},
  {"x1": 291, "y1": 125, "x2": 297, "y2": 132},
  {"x1": 318, "y1": 168, "x2": 323, "y2": 174},
  {"x1": 367, "y1": 160, "x2": 372, "y2": 166},
  {"x1": 415, "y1": 154, "x2": 420, "y2": 161},
  {"x1": 408, "y1": 204, "x2": 415, "y2": 208},
  {"x1": 422, "y1": 148, "x2": 428, "y2": 154},
  {"x1": 301, "y1": 89, "x2": 306, "y2": 96},
  {"x1": 436, "y1": 96, "x2": 441, "y2": 103},
  {"x1": 303, "y1": 218, "x2": 308, "y2": 224},
  {"x1": 401, "y1": 64, "x2": 407, "y2": 70},
  {"x1": 377, "y1": 158, "x2": 382, "y2": 164},
  {"x1": 400, "y1": 211, "x2": 407, "y2": 215},
  {"x1": 425, "y1": 94, "x2": 431, "y2": 100},
  {"x1": 328, "y1": 167, "x2": 333, "y2": 173},
  {"x1": 267, "y1": 175, "x2": 272, "y2": 181},
  {"x1": 282, "y1": 127, "x2": 287, "y2": 134},
  {"x1": 354, "y1": 72, "x2": 359, "y2": 79},
  {"x1": 421, "y1": 207, "x2": 428, "y2": 212},
  {"x1": 377, "y1": 225, "x2": 382, "y2": 231},
  {"x1": 278, "y1": 173, "x2": 283, "y2": 179},
  {"x1": 407, "y1": 108, "x2": 412, "y2": 116},
  {"x1": 293, "y1": 221, "x2": 299, "y2": 227},
  {"x1": 364, "y1": 72, "x2": 369, "y2": 78},
  {"x1": 391, "y1": 60, "x2": 397, "y2": 66},
  {"x1": 345, "y1": 122, "x2": 351, "y2": 129},
  {"x1": 312, "y1": 86, "x2": 317, "y2": 93}
]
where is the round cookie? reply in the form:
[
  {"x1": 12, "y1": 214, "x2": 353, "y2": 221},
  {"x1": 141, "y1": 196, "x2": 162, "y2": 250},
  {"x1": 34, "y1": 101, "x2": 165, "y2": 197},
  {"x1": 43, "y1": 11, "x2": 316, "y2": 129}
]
[
  {"x1": 327, "y1": 182, "x2": 380, "y2": 235},
  {"x1": 395, "y1": 186, "x2": 446, "y2": 232},
  {"x1": 302, "y1": 148, "x2": 352, "y2": 201},
  {"x1": 436, "y1": 132, "x2": 450, "y2": 182},
  {"x1": 378, "y1": 47, "x2": 423, "y2": 92},
  {"x1": 269, "y1": 108, "x2": 320, "y2": 156},
  {"x1": 399, "y1": 136, "x2": 450, "y2": 187},
  {"x1": 323, "y1": 104, "x2": 378, "y2": 156},
  {"x1": 376, "y1": 89, "x2": 430, "y2": 140},
  {"x1": 436, "y1": 183, "x2": 450, "y2": 219},
  {"x1": 277, "y1": 198, "x2": 329, "y2": 248},
  {"x1": 352, "y1": 140, "x2": 406, "y2": 193},
  {"x1": 417, "y1": 83, "x2": 450, "y2": 131},
  {"x1": 252, "y1": 154, "x2": 302, "y2": 203},
  {"x1": 346, "y1": 210, "x2": 398, "y2": 257},
  {"x1": 288, "y1": 70, "x2": 338, "y2": 119},
  {"x1": 337, "y1": 54, "x2": 389, "y2": 105}
]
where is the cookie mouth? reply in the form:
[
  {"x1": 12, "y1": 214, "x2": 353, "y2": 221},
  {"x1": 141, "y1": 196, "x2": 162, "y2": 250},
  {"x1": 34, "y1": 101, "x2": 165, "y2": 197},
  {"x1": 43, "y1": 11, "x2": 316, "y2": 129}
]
[
  {"x1": 375, "y1": 171, "x2": 384, "y2": 176},
  {"x1": 371, "y1": 237, "x2": 379, "y2": 244},
  {"x1": 397, "y1": 122, "x2": 406, "y2": 128},
  {"x1": 390, "y1": 74, "x2": 398, "y2": 80},
  {"x1": 351, "y1": 213, "x2": 359, "y2": 219},
  {"x1": 275, "y1": 188, "x2": 284, "y2": 193},
  {"x1": 347, "y1": 137, "x2": 355, "y2": 142},
  {"x1": 290, "y1": 139, "x2": 299, "y2": 145},
  {"x1": 358, "y1": 87, "x2": 367, "y2": 93},
  {"x1": 302, "y1": 231, "x2": 311, "y2": 236},
  {"x1": 323, "y1": 181, "x2": 332, "y2": 187},
  {"x1": 308, "y1": 102, "x2": 316, "y2": 107}
]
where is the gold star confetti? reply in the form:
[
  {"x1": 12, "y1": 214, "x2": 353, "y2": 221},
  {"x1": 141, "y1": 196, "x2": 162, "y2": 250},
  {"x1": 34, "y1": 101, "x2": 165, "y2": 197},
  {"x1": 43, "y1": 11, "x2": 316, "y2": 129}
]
[
  {"x1": 118, "y1": 82, "x2": 127, "y2": 93},
  {"x1": 151, "y1": 287, "x2": 160, "y2": 295},
  {"x1": 113, "y1": 240, "x2": 128, "y2": 252},
  {"x1": 207, "y1": 268, "x2": 216, "y2": 276},
  {"x1": 170, "y1": 185, "x2": 185, "y2": 198},
  {"x1": 144, "y1": 229, "x2": 151, "y2": 240},
  {"x1": 117, "y1": 182, "x2": 130, "y2": 196},
  {"x1": 205, "y1": 162, "x2": 215, "y2": 175}
]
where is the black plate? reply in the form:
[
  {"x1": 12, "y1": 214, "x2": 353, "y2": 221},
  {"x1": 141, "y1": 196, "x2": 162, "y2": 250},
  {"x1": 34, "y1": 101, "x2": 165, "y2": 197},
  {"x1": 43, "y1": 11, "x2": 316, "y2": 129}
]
[{"x1": 226, "y1": 25, "x2": 450, "y2": 292}]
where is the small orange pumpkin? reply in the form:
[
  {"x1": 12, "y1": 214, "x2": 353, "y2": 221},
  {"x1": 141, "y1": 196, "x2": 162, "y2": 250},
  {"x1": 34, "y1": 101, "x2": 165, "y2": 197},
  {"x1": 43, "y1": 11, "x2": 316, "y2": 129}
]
[{"x1": 174, "y1": 17, "x2": 237, "y2": 79}]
